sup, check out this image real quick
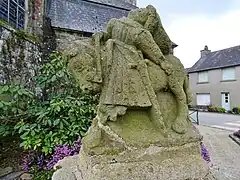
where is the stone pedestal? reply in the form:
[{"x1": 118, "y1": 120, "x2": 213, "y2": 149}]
[
  {"x1": 76, "y1": 141, "x2": 214, "y2": 180},
  {"x1": 52, "y1": 140, "x2": 215, "y2": 180}
]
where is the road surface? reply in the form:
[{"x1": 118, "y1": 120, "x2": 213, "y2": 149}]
[{"x1": 190, "y1": 111, "x2": 240, "y2": 132}]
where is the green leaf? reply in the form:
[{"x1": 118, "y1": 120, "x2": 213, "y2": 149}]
[
  {"x1": 18, "y1": 89, "x2": 23, "y2": 95},
  {"x1": 18, "y1": 126, "x2": 23, "y2": 134},
  {"x1": 56, "y1": 106, "x2": 61, "y2": 112},
  {"x1": 20, "y1": 131, "x2": 29, "y2": 139},
  {"x1": 48, "y1": 119, "x2": 52, "y2": 126},
  {"x1": 60, "y1": 122, "x2": 64, "y2": 129},
  {"x1": 63, "y1": 119, "x2": 70, "y2": 126},
  {"x1": 0, "y1": 102, "x2": 3, "y2": 108},
  {"x1": 31, "y1": 131, "x2": 36, "y2": 136},
  {"x1": 54, "y1": 119, "x2": 60, "y2": 126},
  {"x1": 20, "y1": 142, "x2": 25, "y2": 147},
  {"x1": 2, "y1": 85, "x2": 9, "y2": 92},
  {"x1": 51, "y1": 75, "x2": 57, "y2": 82}
]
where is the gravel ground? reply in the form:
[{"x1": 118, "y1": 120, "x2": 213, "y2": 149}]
[{"x1": 197, "y1": 125, "x2": 240, "y2": 180}]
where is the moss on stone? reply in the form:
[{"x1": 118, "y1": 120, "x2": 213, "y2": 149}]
[
  {"x1": 67, "y1": 4, "x2": 195, "y2": 156},
  {"x1": 0, "y1": 19, "x2": 39, "y2": 44}
]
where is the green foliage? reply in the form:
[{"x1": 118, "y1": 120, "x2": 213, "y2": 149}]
[
  {"x1": 208, "y1": 106, "x2": 226, "y2": 113},
  {"x1": 29, "y1": 165, "x2": 55, "y2": 180},
  {"x1": 232, "y1": 107, "x2": 240, "y2": 114},
  {"x1": 0, "y1": 85, "x2": 34, "y2": 136},
  {"x1": 15, "y1": 94, "x2": 97, "y2": 155},
  {"x1": 1, "y1": 52, "x2": 99, "y2": 155}
]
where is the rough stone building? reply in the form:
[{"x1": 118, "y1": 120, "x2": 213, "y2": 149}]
[
  {"x1": 1, "y1": 0, "x2": 179, "y2": 85},
  {"x1": 0, "y1": 0, "x2": 137, "y2": 84},
  {"x1": 1, "y1": 0, "x2": 137, "y2": 48}
]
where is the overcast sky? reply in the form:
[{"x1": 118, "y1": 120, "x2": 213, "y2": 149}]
[{"x1": 137, "y1": 0, "x2": 240, "y2": 68}]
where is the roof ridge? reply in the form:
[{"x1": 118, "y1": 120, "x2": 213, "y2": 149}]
[
  {"x1": 82, "y1": 0, "x2": 137, "y2": 11},
  {"x1": 189, "y1": 44, "x2": 240, "y2": 73},
  {"x1": 209, "y1": 44, "x2": 240, "y2": 54}
]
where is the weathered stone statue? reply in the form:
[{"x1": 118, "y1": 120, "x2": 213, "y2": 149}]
[{"x1": 54, "y1": 5, "x2": 215, "y2": 180}]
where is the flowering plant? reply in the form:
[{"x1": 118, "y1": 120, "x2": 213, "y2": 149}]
[
  {"x1": 200, "y1": 141, "x2": 212, "y2": 166},
  {"x1": 45, "y1": 137, "x2": 81, "y2": 170},
  {"x1": 22, "y1": 136, "x2": 81, "y2": 171}
]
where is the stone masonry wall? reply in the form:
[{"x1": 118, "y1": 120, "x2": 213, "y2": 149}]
[
  {"x1": 0, "y1": 26, "x2": 42, "y2": 88},
  {"x1": 55, "y1": 30, "x2": 90, "y2": 51}
]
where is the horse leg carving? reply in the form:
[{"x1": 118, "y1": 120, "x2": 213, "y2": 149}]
[
  {"x1": 168, "y1": 74, "x2": 189, "y2": 134},
  {"x1": 183, "y1": 76, "x2": 192, "y2": 105}
]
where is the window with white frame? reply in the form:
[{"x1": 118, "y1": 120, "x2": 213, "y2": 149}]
[
  {"x1": 0, "y1": 0, "x2": 25, "y2": 29},
  {"x1": 222, "y1": 67, "x2": 236, "y2": 81},
  {"x1": 196, "y1": 93, "x2": 211, "y2": 106},
  {"x1": 198, "y1": 71, "x2": 208, "y2": 83}
]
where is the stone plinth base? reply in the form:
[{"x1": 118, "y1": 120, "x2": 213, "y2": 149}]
[{"x1": 53, "y1": 141, "x2": 216, "y2": 180}]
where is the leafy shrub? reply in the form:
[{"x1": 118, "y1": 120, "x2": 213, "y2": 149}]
[
  {"x1": 15, "y1": 93, "x2": 97, "y2": 155},
  {"x1": 208, "y1": 106, "x2": 226, "y2": 113},
  {"x1": 0, "y1": 85, "x2": 34, "y2": 136},
  {"x1": 232, "y1": 107, "x2": 240, "y2": 114},
  {"x1": 15, "y1": 52, "x2": 98, "y2": 155},
  {"x1": 1, "y1": 52, "x2": 99, "y2": 155},
  {"x1": 218, "y1": 107, "x2": 226, "y2": 113}
]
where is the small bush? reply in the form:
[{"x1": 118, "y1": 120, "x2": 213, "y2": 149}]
[
  {"x1": 1, "y1": 52, "x2": 99, "y2": 155},
  {"x1": 218, "y1": 107, "x2": 226, "y2": 113},
  {"x1": 15, "y1": 52, "x2": 98, "y2": 155},
  {"x1": 208, "y1": 106, "x2": 226, "y2": 113},
  {"x1": 232, "y1": 107, "x2": 240, "y2": 114},
  {"x1": 0, "y1": 85, "x2": 34, "y2": 136}
]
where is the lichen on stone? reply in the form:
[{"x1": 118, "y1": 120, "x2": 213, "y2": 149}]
[{"x1": 66, "y1": 5, "x2": 195, "y2": 155}]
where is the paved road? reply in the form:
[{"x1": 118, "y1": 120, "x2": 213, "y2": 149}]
[
  {"x1": 197, "y1": 125, "x2": 240, "y2": 180},
  {"x1": 190, "y1": 111, "x2": 240, "y2": 132}
]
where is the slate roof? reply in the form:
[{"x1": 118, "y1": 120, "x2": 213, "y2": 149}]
[
  {"x1": 184, "y1": 68, "x2": 192, "y2": 73},
  {"x1": 189, "y1": 45, "x2": 240, "y2": 73},
  {"x1": 48, "y1": 0, "x2": 137, "y2": 33},
  {"x1": 84, "y1": 0, "x2": 137, "y2": 10}
]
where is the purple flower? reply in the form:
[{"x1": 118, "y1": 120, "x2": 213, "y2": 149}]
[
  {"x1": 21, "y1": 137, "x2": 82, "y2": 171},
  {"x1": 37, "y1": 154, "x2": 44, "y2": 168},
  {"x1": 45, "y1": 137, "x2": 81, "y2": 170},
  {"x1": 200, "y1": 142, "x2": 211, "y2": 163},
  {"x1": 22, "y1": 153, "x2": 35, "y2": 171}
]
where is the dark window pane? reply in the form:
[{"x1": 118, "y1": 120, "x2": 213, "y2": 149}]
[
  {"x1": 18, "y1": 0, "x2": 25, "y2": 8},
  {"x1": 0, "y1": 0, "x2": 8, "y2": 21},
  {"x1": 0, "y1": 0, "x2": 25, "y2": 29},
  {"x1": 18, "y1": 8, "x2": 24, "y2": 27},
  {"x1": 9, "y1": 3, "x2": 17, "y2": 26}
]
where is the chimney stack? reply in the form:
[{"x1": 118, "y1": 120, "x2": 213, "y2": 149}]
[{"x1": 200, "y1": 45, "x2": 211, "y2": 58}]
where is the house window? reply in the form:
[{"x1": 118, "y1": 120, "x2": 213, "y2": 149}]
[
  {"x1": 196, "y1": 93, "x2": 210, "y2": 106},
  {"x1": 0, "y1": 0, "x2": 25, "y2": 29},
  {"x1": 222, "y1": 67, "x2": 236, "y2": 81},
  {"x1": 198, "y1": 71, "x2": 208, "y2": 83}
]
